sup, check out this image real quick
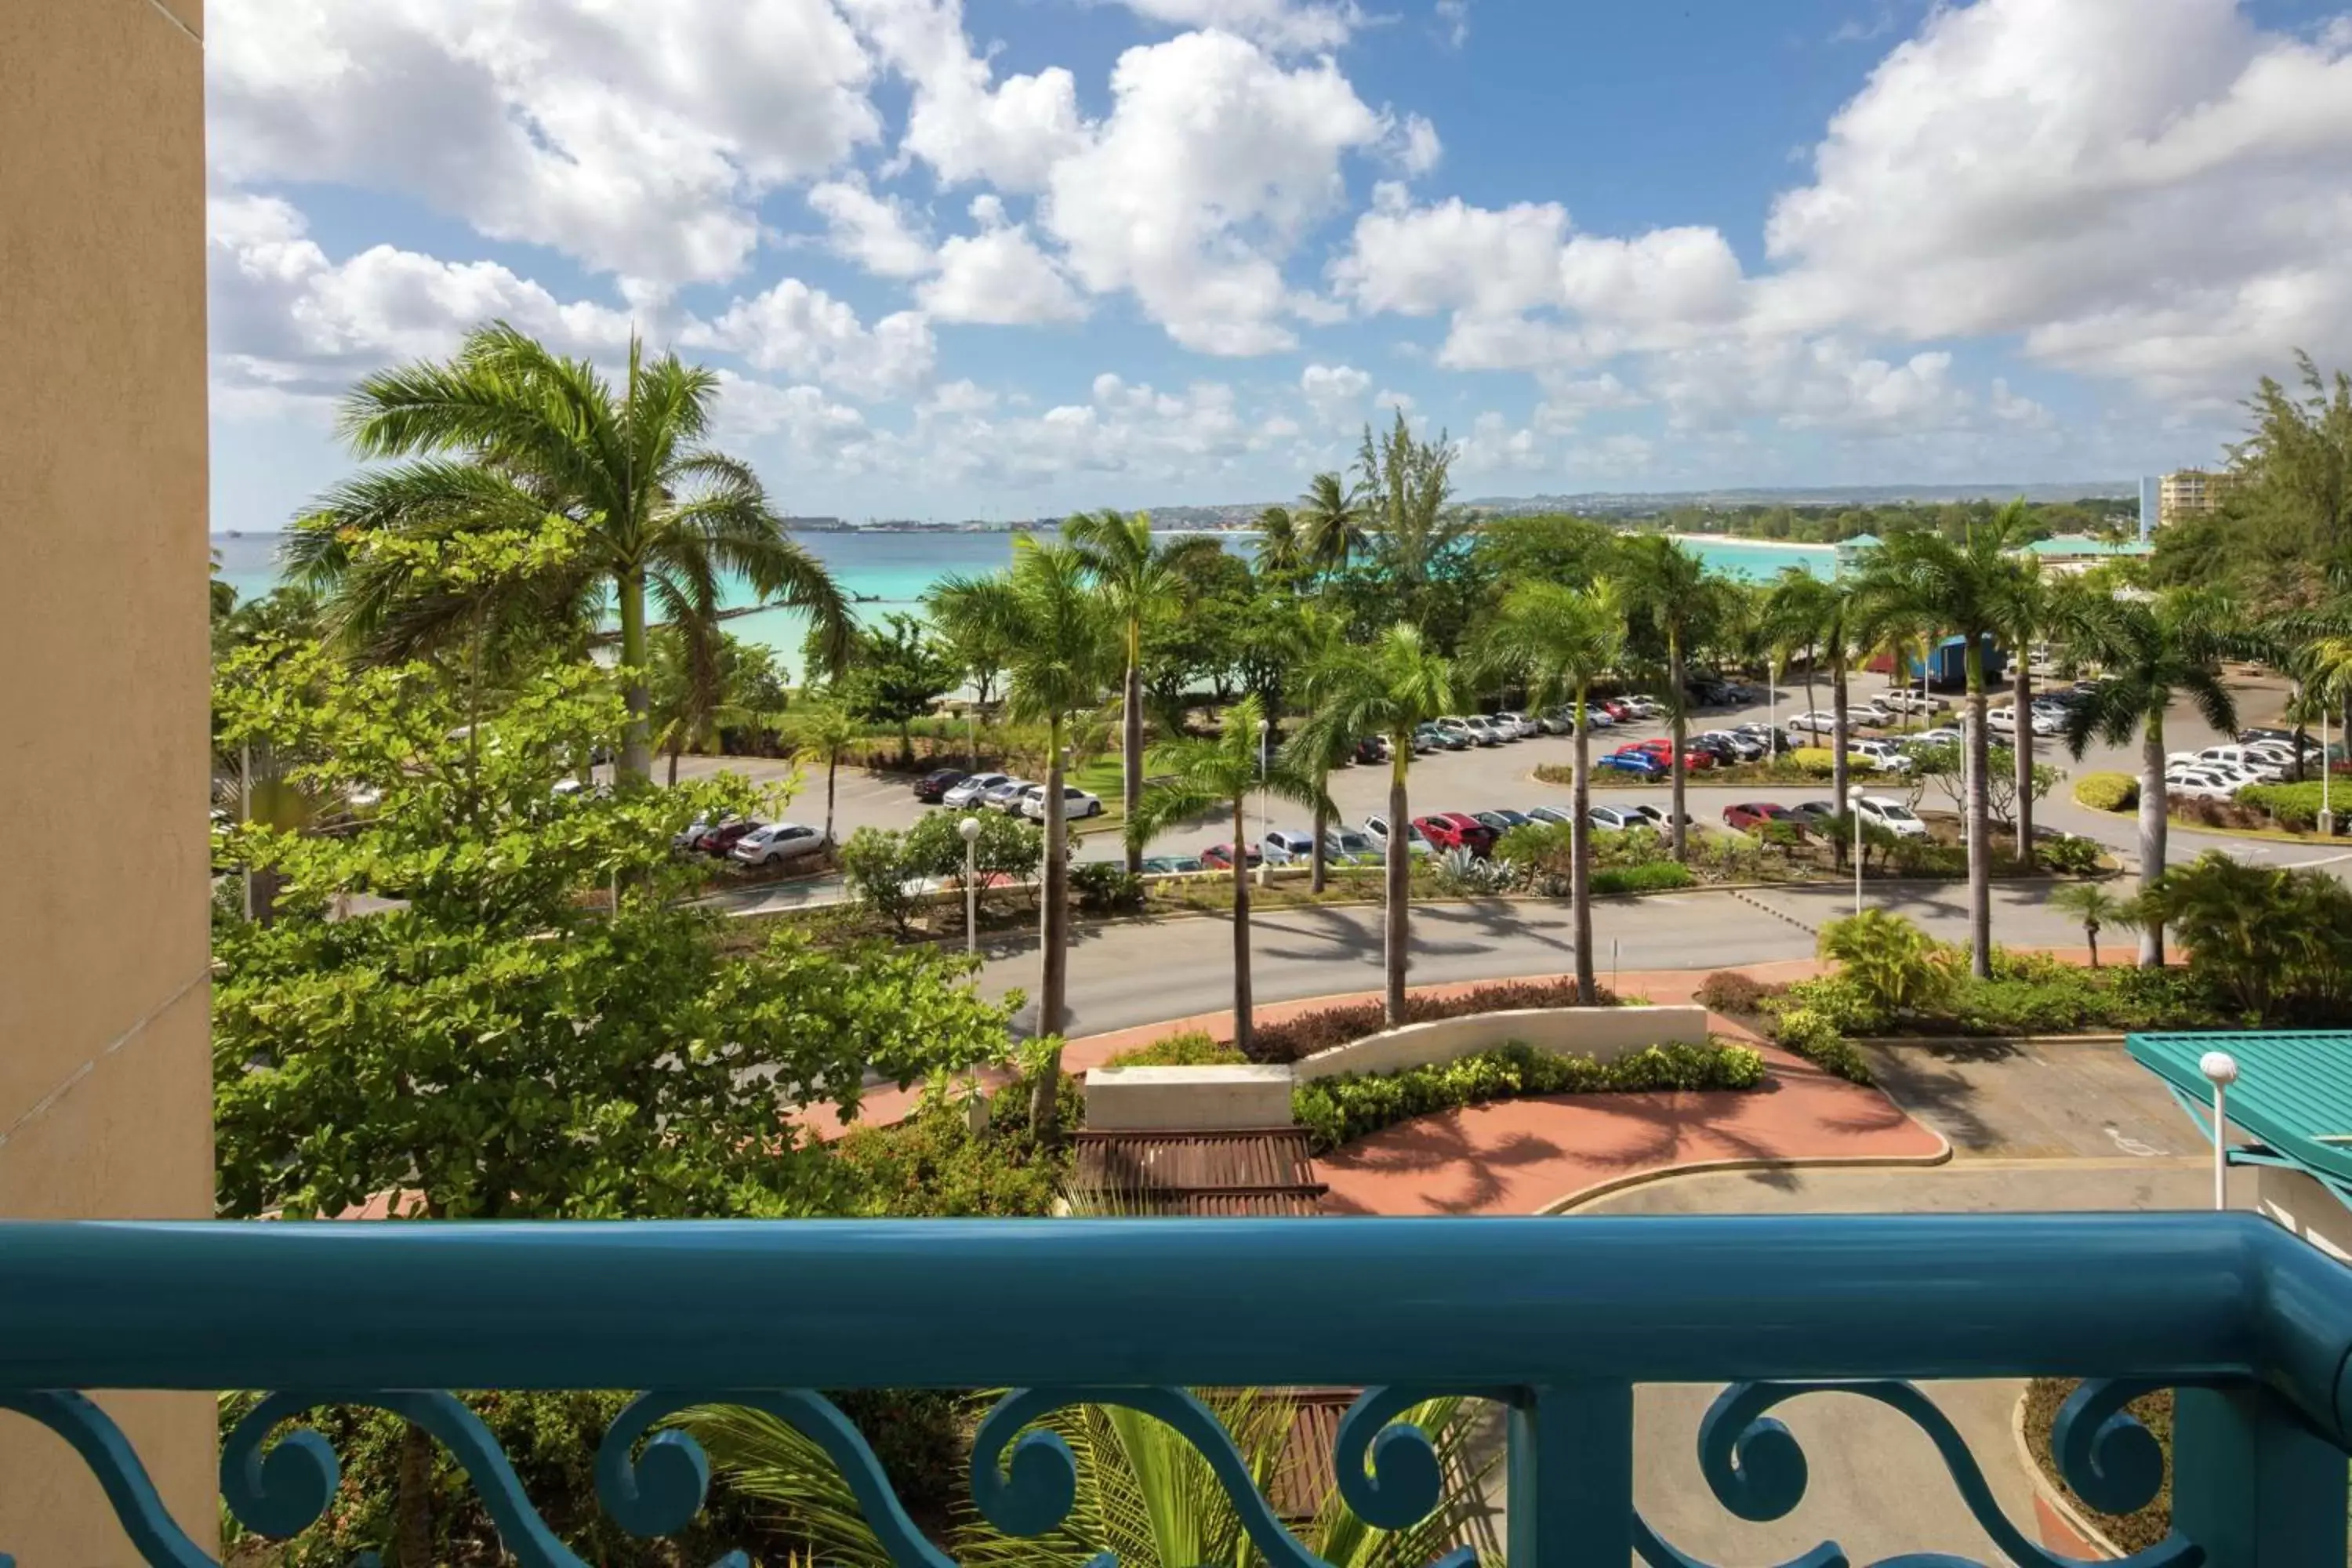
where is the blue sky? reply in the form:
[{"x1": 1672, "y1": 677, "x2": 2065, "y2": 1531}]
[{"x1": 206, "y1": 0, "x2": 2352, "y2": 528}]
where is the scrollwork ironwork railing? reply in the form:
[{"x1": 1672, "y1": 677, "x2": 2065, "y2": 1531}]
[{"x1": 4, "y1": 1212, "x2": 2351, "y2": 1567}]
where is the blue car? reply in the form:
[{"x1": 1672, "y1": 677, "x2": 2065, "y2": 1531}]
[{"x1": 1597, "y1": 750, "x2": 1667, "y2": 778}]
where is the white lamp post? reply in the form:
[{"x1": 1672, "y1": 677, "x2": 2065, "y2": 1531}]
[
  {"x1": 2200, "y1": 1050, "x2": 2238, "y2": 1211},
  {"x1": 959, "y1": 815, "x2": 982, "y2": 958},
  {"x1": 1846, "y1": 784, "x2": 1866, "y2": 916}
]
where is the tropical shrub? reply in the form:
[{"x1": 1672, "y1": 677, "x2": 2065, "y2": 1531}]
[
  {"x1": 829, "y1": 1073, "x2": 1075, "y2": 1218},
  {"x1": 1592, "y1": 862, "x2": 1697, "y2": 895},
  {"x1": 1695, "y1": 970, "x2": 1781, "y2": 1014},
  {"x1": 1245, "y1": 977, "x2": 1621, "y2": 1064},
  {"x1": 1817, "y1": 909, "x2": 1960, "y2": 1017},
  {"x1": 1887, "y1": 839, "x2": 1968, "y2": 877},
  {"x1": 1432, "y1": 844, "x2": 1516, "y2": 895},
  {"x1": 2038, "y1": 833, "x2": 2105, "y2": 875},
  {"x1": 838, "y1": 825, "x2": 924, "y2": 935},
  {"x1": 1787, "y1": 746, "x2": 1838, "y2": 779},
  {"x1": 2238, "y1": 781, "x2": 2346, "y2": 833},
  {"x1": 1104, "y1": 1030, "x2": 1245, "y2": 1067},
  {"x1": 904, "y1": 808, "x2": 1047, "y2": 890},
  {"x1": 2074, "y1": 772, "x2": 2139, "y2": 812},
  {"x1": 1292, "y1": 1040, "x2": 1766, "y2": 1154},
  {"x1": 1071, "y1": 861, "x2": 1145, "y2": 914},
  {"x1": 2141, "y1": 853, "x2": 2352, "y2": 1022},
  {"x1": 1769, "y1": 1007, "x2": 1874, "y2": 1084}
]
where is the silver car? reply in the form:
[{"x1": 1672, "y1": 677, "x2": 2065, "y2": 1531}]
[
  {"x1": 730, "y1": 822, "x2": 829, "y2": 867},
  {"x1": 983, "y1": 778, "x2": 1036, "y2": 812},
  {"x1": 942, "y1": 771, "x2": 1009, "y2": 808}
]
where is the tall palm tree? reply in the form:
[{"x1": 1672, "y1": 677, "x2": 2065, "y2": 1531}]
[
  {"x1": 1292, "y1": 624, "x2": 1454, "y2": 1024},
  {"x1": 1296, "y1": 470, "x2": 1370, "y2": 579},
  {"x1": 1133, "y1": 695, "x2": 1328, "y2": 1054},
  {"x1": 1472, "y1": 580, "x2": 1626, "y2": 1002},
  {"x1": 288, "y1": 324, "x2": 851, "y2": 782},
  {"x1": 789, "y1": 700, "x2": 859, "y2": 845},
  {"x1": 1765, "y1": 569, "x2": 1831, "y2": 721},
  {"x1": 1064, "y1": 510, "x2": 1221, "y2": 877},
  {"x1": 1855, "y1": 507, "x2": 2034, "y2": 976},
  {"x1": 1990, "y1": 533, "x2": 2052, "y2": 869},
  {"x1": 1252, "y1": 504, "x2": 1303, "y2": 583},
  {"x1": 1285, "y1": 604, "x2": 1356, "y2": 895},
  {"x1": 1616, "y1": 536, "x2": 1728, "y2": 863},
  {"x1": 977, "y1": 539, "x2": 1121, "y2": 1134},
  {"x1": 2053, "y1": 586, "x2": 2238, "y2": 967},
  {"x1": 1771, "y1": 569, "x2": 1876, "y2": 806}
]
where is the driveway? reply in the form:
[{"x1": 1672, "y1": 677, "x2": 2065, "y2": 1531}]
[{"x1": 1863, "y1": 1036, "x2": 2200, "y2": 1160}]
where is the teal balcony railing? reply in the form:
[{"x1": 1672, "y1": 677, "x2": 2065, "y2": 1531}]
[{"x1": 5, "y1": 1212, "x2": 2351, "y2": 1567}]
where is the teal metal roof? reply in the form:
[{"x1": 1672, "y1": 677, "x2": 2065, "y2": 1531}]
[
  {"x1": 1837, "y1": 533, "x2": 1882, "y2": 549},
  {"x1": 2129, "y1": 1031, "x2": 2352, "y2": 1187}
]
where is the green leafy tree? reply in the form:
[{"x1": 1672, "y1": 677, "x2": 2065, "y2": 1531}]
[
  {"x1": 1472, "y1": 580, "x2": 1626, "y2": 1002},
  {"x1": 2049, "y1": 882, "x2": 2139, "y2": 970},
  {"x1": 2154, "y1": 354, "x2": 2352, "y2": 604},
  {"x1": 1132, "y1": 695, "x2": 1329, "y2": 1054},
  {"x1": 926, "y1": 572, "x2": 1019, "y2": 716},
  {"x1": 1855, "y1": 504, "x2": 2035, "y2": 976},
  {"x1": 1291, "y1": 624, "x2": 1455, "y2": 1025},
  {"x1": 1468, "y1": 513, "x2": 1618, "y2": 593},
  {"x1": 1355, "y1": 413, "x2": 1472, "y2": 622},
  {"x1": 1616, "y1": 535, "x2": 1732, "y2": 863},
  {"x1": 286, "y1": 323, "x2": 851, "y2": 782},
  {"x1": 834, "y1": 612, "x2": 959, "y2": 765},
  {"x1": 2053, "y1": 586, "x2": 2240, "y2": 967},
  {"x1": 1065, "y1": 510, "x2": 1223, "y2": 875}
]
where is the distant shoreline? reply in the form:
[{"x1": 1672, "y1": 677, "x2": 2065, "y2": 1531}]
[{"x1": 1666, "y1": 532, "x2": 1830, "y2": 553}]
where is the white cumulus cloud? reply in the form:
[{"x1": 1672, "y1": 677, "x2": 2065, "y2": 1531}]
[{"x1": 919, "y1": 196, "x2": 1089, "y2": 325}]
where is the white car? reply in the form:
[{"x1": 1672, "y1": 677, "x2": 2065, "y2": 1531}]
[
  {"x1": 2188, "y1": 745, "x2": 2288, "y2": 782},
  {"x1": 1788, "y1": 710, "x2": 1841, "y2": 736},
  {"x1": 1849, "y1": 699, "x2": 1897, "y2": 727},
  {"x1": 1579, "y1": 705, "x2": 1617, "y2": 728},
  {"x1": 1988, "y1": 706, "x2": 2061, "y2": 737},
  {"x1": 1019, "y1": 783, "x2": 1104, "y2": 820},
  {"x1": 1363, "y1": 811, "x2": 1432, "y2": 855},
  {"x1": 2165, "y1": 770, "x2": 2244, "y2": 802},
  {"x1": 1462, "y1": 717, "x2": 1508, "y2": 745},
  {"x1": 1851, "y1": 739, "x2": 1916, "y2": 774},
  {"x1": 1524, "y1": 804, "x2": 1578, "y2": 829},
  {"x1": 943, "y1": 771, "x2": 1010, "y2": 808},
  {"x1": 1262, "y1": 828, "x2": 1319, "y2": 865},
  {"x1": 1882, "y1": 689, "x2": 1949, "y2": 714},
  {"x1": 1493, "y1": 710, "x2": 1537, "y2": 739},
  {"x1": 731, "y1": 822, "x2": 829, "y2": 867},
  {"x1": 1908, "y1": 728, "x2": 1964, "y2": 750},
  {"x1": 1588, "y1": 805, "x2": 1650, "y2": 832},
  {"x1": 1853, "y1": 796, "x2": 1929, "y2": 838},
  {"x1": 1622, "y1": 695, "x2": 1665, "y2": 719}
]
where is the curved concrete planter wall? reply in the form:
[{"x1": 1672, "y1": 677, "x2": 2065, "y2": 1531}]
[{"x1": 1087, "y1": 1005, "x2": 1711, "y2": 1131}]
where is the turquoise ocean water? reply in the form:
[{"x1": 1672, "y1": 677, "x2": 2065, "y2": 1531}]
[{"x1": 212, "y1": 529, "x2": 1832, "y2": 671}]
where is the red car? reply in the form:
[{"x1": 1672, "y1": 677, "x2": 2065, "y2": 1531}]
[
  {"x1": 1200, "y1": 841, "x2": 1263, "y2": 871},
  {"x1": 1413, "y1": 811, "x2": 1501, "y2": 857},
  {"x1": 1723, "y1": 801, "x2": 1802, "y2": 833},
  {"x1": 693, "y1": 817, "x2": 766, "y2": 855},
  {"x1": 1597, "y1": 699, "x2": 1633, "y2": 720},
  {"x1": 1629, "y1": 737, "x2": 1715, "y2": 771}
]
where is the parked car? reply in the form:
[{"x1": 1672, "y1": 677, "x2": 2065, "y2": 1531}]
[
  {"x1": 1789, "y1": 800, "x2": 1842, "y2": 829},
  {"x1": 1473, "y1": 808, "x2": 1537, "y2": 836},
  {"x1": 982, "y1": 778, "x2": 1036, "y2": 812},
  {"x1": 1631, "y1": 804, "x2": 1698, "y2": 832},
  {"x1": 2187, "y1": 745, "x2": 2288, "y2": 782},
  {"x1": 1261, "y1": 828, "x2": 1318, "y2": 866},
  {"x1": 1352, "y1": 735, "x2": 1391, "y2": 764},
  {"x1": 731, "y1": 822, "x2": 828, "y2": 868},
  {"x1": 693, "y1": 817, "x2": 765, "y2": 856},
  {"x1": 1621, "y1": 695, "x2": 1664, "y2": 720},
  {"x1": 1581, "y1": 705, "x2": 1618, "y2": 728},
  {"x1": 2165, "y1": 770, "x2": 2245, "y2": 803},
  {"x1": 1850, "y1": 739, "x2": 1916, "y2": 774},
  {"x1": 1422, "y1": 723, "x2": 1474, "y2": 752},
  {"x1": 2238, "y1": 728, "x2": 2325, "y2": 754},
  {"x1": 1788, "y1": 710, "x2": 1841, "y2": 735},
  {"x1": 1598, "y1": 750, "x2": 1668, "y2": 778},
  {"x1": 1140, "y1": 854, "x2": 1206, "y2": 874},
  {"x1": 1722, "y1": 801, "x2": 1802, "y2": 833},
  {"x1": 1628, "y1": 737, "x2": 1715, "y2": 771},
  {"x1": 1853, "y1": 796, "x2": 1928, "y2": 838},
  {"x1": 1698, "y1": 729, "x2": 1766, "y2": 763},
  {"x1": 913, "y1": 768, "x2": 969, "y2": 803},
  {"x1": 672, "y1": 816, "x2": 719, "y2": 851},
  {"x1": 1908, "y1": 727, "x2": 1963, "y2": 750},
  {"x1": 1534, "y1": 708, "x2": 1577, "y2": 735},
  {"x1": 1492, "y1": 711, "x2": 1537, "y2": 739},
  {"x1": 1450, "y1": 716, "x2": 1506, "y2": 746},
  {"x1": 1587, "y1": 804, "x2": 1650, "y2": 832},
  {"x1": 1324, "y1": 829, "x2": 1382, "y2": 865},
  {"x1": 1020, "y1": 783, "x2": 1105, "y2": 820},
  {"x1": 1415, "y1": 811, "x2": 1501, "y2": 856},
  {"x1": 1733, "y1": 722, "x2": 1793, "y2": 754},
  {"x1": 1363, "y1": 812, "x2": 1433, "y2": 855},
  {"x1": 1988, "y1": 706, "x2": 2060, "y2": 737},
  {"x1": 1198, "y1": 841, "x2": 1263, "y2": 871},
  {"x1": 1849, "y1": 698, "x2": 1897, "y2": 727},
  {"x1": 943, "y1": 771, "x2": 1010, "y2": 808},
  {"x1": 1882, "y1": 689, "x2": 1949, "y2": 714}
]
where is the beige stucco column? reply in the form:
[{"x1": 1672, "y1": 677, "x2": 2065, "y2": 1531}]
[{"x1": 0, "y1": 0, "x2": 217, "y2": 1561}]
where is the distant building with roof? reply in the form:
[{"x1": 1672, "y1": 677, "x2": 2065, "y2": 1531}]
[
  {"x1": 1832, "y1": 533, "x2": 1882, "y2": 576},
  {"x1": 2024, "y1": 534, "x2": 2153, "y2": 575},
  {"x1": 2159, "y1": 468, "x2": 2238, "y2": 529}
]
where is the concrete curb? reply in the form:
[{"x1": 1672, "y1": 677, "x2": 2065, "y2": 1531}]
[
  {"x1": 1539, "y1": 1138, "x2": 1956, "y2": 1215},
  {"x1": 2009, "y1": 1387, "x2": 2128, "y2": 1560},
  {"x1": 1855, "y1": 1032, "x2": 2131, "y2": 1050}
]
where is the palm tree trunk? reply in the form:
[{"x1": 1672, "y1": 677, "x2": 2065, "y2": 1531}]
[
  {"x1": 1802, "y1": 641, "x2": 1817, "y2": 717},
  {"x1": 665, "y1": 743, "x2": 681, "y2": 789},
  {"x1": 826, "y1": 753, "x2": 840, "y2": 844},
  {"x1": 1830, "y1": 649, "x2": 1850, "y2": 810},
  {"x1": 2138, "y1": 715, "x2": 2167, "y2": 968},
  {"x1": 1668, "y1": 637, "x2": 1689, "y2": 862},
  {"x1": 1123, "y1": 628, "x2": 1145, "y2": 877},
  {"x1": 617, "y1": 566, "x2": 652, "y2": 782},
  {"x1": 1231, "y1": 795, "x2": 1254, "y2": 1054},
  {"x1": 1571, "y1": 680, "x2": 1595, "y2": 1004},
  {"x1": 2011, "y1": 655, "x2": 2035, "y2": 871},
  {"x1": 1310, "y1": 790, "x2": 1330, "y2": 895},
  {"x1": 1030, "y1": 720, "x2": 1072, "y2": 1139},
  {"x1": 1384, "y1": 744, "x2": 1410, "y2": 1025},
  {"x1": 1964, "y1": 634, "x2": 1993, "y2": 979},
  {"x1": 2086, "y1": 920, "x2": 2102, "y2": 970}
]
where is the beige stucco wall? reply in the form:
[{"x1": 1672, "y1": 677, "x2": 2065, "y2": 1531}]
[
  {"x1": 0, "y1": 0, "x2": 216, "y2": 1561},
  {"x1": 1087, "y1": 1065, "x2": 1298, "y2": 1131},
  {"x1": 1289, "y1": 1005, "x2": 1711, "y2": 1082},
  {"x1": 2257, "y1": 1166, "x2": 2352, "y2": 1265}
]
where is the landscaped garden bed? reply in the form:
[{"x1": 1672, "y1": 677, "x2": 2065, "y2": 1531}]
[
  {"x1": 1238, "y1": 975, "x2": 1627, "y2": 1064},
  {"x1": 2020, "y1": 1378, "x2": 2171, "y2": 1554}
]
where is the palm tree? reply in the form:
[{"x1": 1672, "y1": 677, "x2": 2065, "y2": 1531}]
[
  {"x1": 1855, "y1": 506, "x2": 2035, "y2": 977},
  {"x1": 971, "y1": 539, "x2": 1121, "y2": 1134},
  {"x1": 1291, "y1": 624, "x2": 1454, "y2": 1024},
  {"x1": 681, "y1": 1388, "x2": 1494, "y2": 1568},
  {"x1": 1473, "y1": 581, "x2": 1626, "y2": 1002},
  {"x1": 2049, "y1": 881, "x2": 2138, "y2": 970},
  {"x1": 1252, "y1": 504, "x2": 1303, "y2": 583},
  {"x1": 1297, "y1": 470, "x2": 1370, "y2": 578},
  {"x1": 1064, "y1": 510, "x2": 1221, "y2": 877},
  {"x1": 1132, "y1": 695, "x2": 1328, "y2": 1054},
  {"x1": 1616, "y1": 536, "x2": 1729, "y2": 863},
  {"x1": 1284, "y1": 604, "x2": 1356, "y2": 895},
  {"x1": 1765, "y1": 569, "x2": 1831, "y2": 720},
  {"x1": 789, "y1": 700, "x2": 859, "y2": 846},
  {"x1": 2053, "y1": 586, "x2": 2238, "y2": 967},
  {"x1": 1991, "y1": 539, "x2": 2053, "y2": 869},
  {"x1": 288, "y1": 323, "x2": 851, "y2": 782}
]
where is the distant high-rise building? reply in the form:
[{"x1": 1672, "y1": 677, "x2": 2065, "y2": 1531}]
[
  {"x1": 2138, "y1": 476, "x2": 2160, "y2": 541},
  {"x1": 2158, "y1": 469, "x2": 2237, "y2": 529}
]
